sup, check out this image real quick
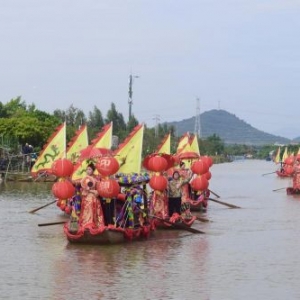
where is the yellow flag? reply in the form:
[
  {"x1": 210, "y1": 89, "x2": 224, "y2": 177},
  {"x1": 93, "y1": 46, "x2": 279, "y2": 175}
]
[
  {"x1": 114, "y1": 124, "x2": 144, "y2": 174},
  {"x1": 189, "y1": 135, "x2": 200, "y2": 155},
  {"x1": 71, "y1": 122, "x2": 112, "y2": 181},
  {"x1": 281, "y1": 147, "x2": 288, "y2": 162},
  {"x1": 156, "y1": 133, "x2": 171, "y2": 154},
  {"x1": 274, "y1": 147, "x2": 281, "y2": 164},
  {"x1": 176, "y1": 133, "x2": 190, "y2": 154},
  {"x1": 92, "y1": 122, "x2": 112, "y2": 149},
  {"x1": 66, "y1": 124, "x2": 89, "y2": 163},
  {"x1": 298, "y1": 147, "x2": 300, "y2": 155},
  {"x1": 31, "y1": 122, "x2": 66, "y2": 177}
]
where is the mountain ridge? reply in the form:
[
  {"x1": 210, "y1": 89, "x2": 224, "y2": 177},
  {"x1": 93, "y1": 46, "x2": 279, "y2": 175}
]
[{"x1": 165, "y1": 109, "x2": 292, "y2": 146}]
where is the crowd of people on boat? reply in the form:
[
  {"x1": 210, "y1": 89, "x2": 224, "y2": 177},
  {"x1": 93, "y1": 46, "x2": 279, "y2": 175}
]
[{"x1": 59, "y1": 159, "x2": 209, "y2": 237}]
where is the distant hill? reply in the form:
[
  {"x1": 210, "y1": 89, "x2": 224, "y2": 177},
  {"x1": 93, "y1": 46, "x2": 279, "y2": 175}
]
[{"x1": 166, "y1": 109, "x2": 291, "y2": 146}]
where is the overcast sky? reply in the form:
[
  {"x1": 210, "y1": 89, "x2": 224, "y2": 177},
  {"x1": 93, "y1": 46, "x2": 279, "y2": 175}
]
[{"x1": 1, "y1": 0, "x2": 299, "y2": 139}]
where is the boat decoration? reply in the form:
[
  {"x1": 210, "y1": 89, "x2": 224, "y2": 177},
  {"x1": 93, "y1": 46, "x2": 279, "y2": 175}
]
[
  {"x1": 71, "y1": 122, "x2": 113, "y2": 181},
  {"x1": 31, "y1": 122, "x2": 66, "y2": 180},
  {"x1": 155, "y1": 133, "x2": 171, "y2": 155}
]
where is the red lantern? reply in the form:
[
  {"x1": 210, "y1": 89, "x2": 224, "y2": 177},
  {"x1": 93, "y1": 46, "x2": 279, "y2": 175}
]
[
  {"x1": 285, "y1": 156, "x2": 294, "y2": 166},
  {"x1": 202, "y1": 155, "x2": 213, "y2": 167},
  {"x1": 96, "y1": 156, "x2": 119, "y2": 176},
  {"x1": 285, "y1": 165, "x2": 294, "y2": 175},
  {"x1": 52, "y1": 180, "x2": 75, "y2": 199},
  {"x1": 205, "y1": 171, "x2": 212, "y2": 180},
  {"x1": 191, "y1": 159, "x2": 209, "y2": 175},
  {"x1": 149, "y1": 175, "x2": 168, "y2": 191},
  {"x1": 147, "y1": 155, "x2": 168, "y2": 172},
  {"x1": 190, "y1": 175, "x2": 209, "y2": 191},
  {"x1": 97, "y1": 179, "x2": 120, "y2": 198},
  {"x1": 52, "y1": 158, "x2": 74, "y2": 177}
]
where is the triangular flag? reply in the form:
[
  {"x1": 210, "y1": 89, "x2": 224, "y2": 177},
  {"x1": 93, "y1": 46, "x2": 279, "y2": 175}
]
[
  {"x1": 91, "y1": 122, "x2": 112, "y2": 149},
  {"x1": 189, "y1": 135, "x2": 200, "y2": 155},
  {"x1": 176, "y1": 133, "x2": 190, "y2": 154},
  {"x1": 156, "y1": 133, "x2": 171, "y2": 154},
  {"x1": 274, "y1": 147, "x2": 281, "y2": 164},
  {"x1": 281, "y1": 147, "x2": 288, "y2": 162},
  {"x1": 113, "y1": 124, "x2": 144, "y2": 174},
  {"x1": 31, "y1": 122, "x2": 66, "y2": 177},
  {"x1": 71, "y1": 123, "x2": 112, "y2": 181},
  {"x1": 66, "y1": 124, "x2": 89, "y2": 163}
]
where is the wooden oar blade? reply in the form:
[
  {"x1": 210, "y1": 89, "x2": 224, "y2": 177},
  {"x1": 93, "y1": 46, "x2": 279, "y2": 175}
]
[
  {"x1": 29, "y1": 200, "x2": 57, "y2": 214},
  {"x1": 38, "y1": 221, "x2": 66, "y2": 227},
  {"x1": 196, "y1": 216, "x2": 210, "y2": 223},
  {"x1": 262, "y1": 171, "x2": 276, "y2": 176},
  {"x1": 272, "y1": 187, "x2": 287, "y2": 192},
  {"x1": 208, "y1": 197, "x2": 241, "y2": 209},
  {"x1": 208, "y1": 189, "x2": 221, "y2": 198}
]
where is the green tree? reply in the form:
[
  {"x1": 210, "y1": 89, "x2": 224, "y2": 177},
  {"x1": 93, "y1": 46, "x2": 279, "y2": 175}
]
[{"x1": 105, "y1": 103, "x2": 127, "y2": 140}]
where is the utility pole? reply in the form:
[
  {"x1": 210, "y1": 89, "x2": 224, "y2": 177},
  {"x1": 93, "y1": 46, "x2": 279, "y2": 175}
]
[
  {"x1": 153, "y1": 114, "x2": 160, "y2": 138},
  {"x1": 194, "y1": 97, "x2": 201, "y2": 138},
  {"x1": 128, "y1": 73, "x2": 139, "y2": 121}
]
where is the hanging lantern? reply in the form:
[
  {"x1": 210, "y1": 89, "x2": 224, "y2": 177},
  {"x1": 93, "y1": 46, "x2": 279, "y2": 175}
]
[
  {"x1": 285, "y1": 165, "x2": 294, "y2": 175},
  {"x1": 149, "y1": 174, "x2": 168, "y2": 191},
  {"x1": 97, "y1": 178, "x2": 120, "y2": 198},
  {"x1": 52, "y1": 180, "x2": 75, "y2": 199},
  {"x1": 190, "y1": 175, "x2": 209, "y2": 191},
  {"x1": 205, "y1": 170, "x2": 212, "y2": 180},
  {"x1": 96, "y1": 156, "x2": 119, "y2": 177},
  {"x1": 147, "y1": 155, "x2": 168, "y2": 172},
  {"x1": 191, "y1": 159, "x2": 209, "y2": 175},
  {"x1": 51, "y1": 158, "x2": 74, "y2": 177},
  {"x1": 202, "y1": 155, "x2": 213, "y2": 168},
  {"x1": 285, "y1": 156, "x2": 294, "y2": 166}
]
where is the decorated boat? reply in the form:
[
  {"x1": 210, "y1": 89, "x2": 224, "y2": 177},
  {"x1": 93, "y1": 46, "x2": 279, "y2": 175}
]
[
  {"x1": 64, "y1": 177, "x2": 155, "y2": 244},
  {"x1": 62, "y1": 123, "x2": 157, "y2": 244}
]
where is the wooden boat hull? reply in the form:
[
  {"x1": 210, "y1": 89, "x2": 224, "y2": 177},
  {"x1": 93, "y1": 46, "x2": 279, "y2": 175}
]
[
  {"x1": 64, "y1": 223, "x2": 154, "y2": 245},
  {"x1": 286, "y1": 187, "x2": 300, "y2": 195}
]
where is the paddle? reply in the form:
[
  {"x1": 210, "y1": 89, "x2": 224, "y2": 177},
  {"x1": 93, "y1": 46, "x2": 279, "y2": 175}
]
[
  {"x1": 262, "y1": 171, "x2": 276, "y2": 176},
  {"x1": 208, "y1": 189, "x2": 220, "y2": 198},
  {"x1": 38, "y1": 221, "x2": 66, "y2": 227},
  {"x1": 150, "y1": 214, "x2": 205, "y2": 234},
  {"x1": 272, "y1": 187, "x2": 287, "y2": 192},
  {"x1": 208, "y1": 197, "x2": 241, "y2": 209},
  {"x1": 195, "y1": 216, "x2": 210, "y2": 223},
  {"x1": 28, "y1": 200, "x2": 57, "y2": 214}
]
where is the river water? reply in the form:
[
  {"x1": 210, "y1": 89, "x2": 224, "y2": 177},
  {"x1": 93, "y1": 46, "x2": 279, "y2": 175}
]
[{"x1": 0, "y1": 159, "x2": 299, "y2": 300}]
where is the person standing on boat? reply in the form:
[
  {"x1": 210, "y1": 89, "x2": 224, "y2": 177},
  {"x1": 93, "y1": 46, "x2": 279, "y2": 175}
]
[
  {"x1": 168, "y1": 170, "x2": 187, "y2": 218},
  {"x1": 292, "y1": 156, "x2": 300, "y2": 192},
  {"x1": 78, "y1": 163, "x2": 106, "y2": 231}
]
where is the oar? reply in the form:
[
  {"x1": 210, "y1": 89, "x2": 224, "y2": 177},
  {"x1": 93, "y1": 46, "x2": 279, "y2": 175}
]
[
  {"x1": 208, "y1": 197, "x2": 241, "y2": 209},
  {"x1": 208, "y1": 189, "x2": 220, "y2": 198},
  {"x1": 150, "y1": 214, "x2": 205, "y2": 234},
  {"x1": 38, "y1": 221, "x2": 66, "y2": 227},
  {"x1": 272, "y1": 187, "x2": 287, "y2": 192},
  {"x1": 195, "y1": 216, "x2": 211, "y2": 223},
  {"x1": 28, "y1": 200, "x2": 57, "y2": 214},
  {"x1": 262, "y1": 171, "x2": 276, "y2": 176}
]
